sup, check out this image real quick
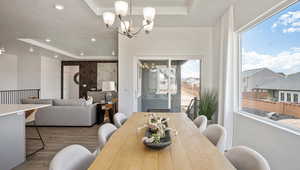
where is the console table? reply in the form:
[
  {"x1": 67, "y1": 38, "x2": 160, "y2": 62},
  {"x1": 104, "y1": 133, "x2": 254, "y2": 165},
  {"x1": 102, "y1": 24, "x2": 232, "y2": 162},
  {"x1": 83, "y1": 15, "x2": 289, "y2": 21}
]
[{"x1": 96, "y1": 99, "x2": 118, "y2": 124}]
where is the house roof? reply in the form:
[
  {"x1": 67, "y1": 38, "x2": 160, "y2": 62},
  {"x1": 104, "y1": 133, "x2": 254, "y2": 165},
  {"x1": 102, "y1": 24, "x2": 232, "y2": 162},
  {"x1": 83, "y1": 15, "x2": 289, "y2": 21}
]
[
  {"x1": 242, "y1": 68, "x2": 266, "y2": 78},
  {"x1": 256, "y1": 72, "x2": 300, "y2": 91}
]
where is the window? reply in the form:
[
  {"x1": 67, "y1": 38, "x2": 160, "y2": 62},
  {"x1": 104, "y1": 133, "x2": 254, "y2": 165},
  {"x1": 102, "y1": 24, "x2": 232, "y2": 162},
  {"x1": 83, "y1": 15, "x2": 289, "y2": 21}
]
[
  {"x1": 294, "y1": 94, "x2": 298, "y2": 103},
  {"x1": 287, "y1": 93, "x2": 291, "y2": 102},
  {"x1": 280, "y1": 92, "x2": 285, "y2": 102},
  {"x1": 240, "y1": 1, "x2": 300, "y2": 131}
]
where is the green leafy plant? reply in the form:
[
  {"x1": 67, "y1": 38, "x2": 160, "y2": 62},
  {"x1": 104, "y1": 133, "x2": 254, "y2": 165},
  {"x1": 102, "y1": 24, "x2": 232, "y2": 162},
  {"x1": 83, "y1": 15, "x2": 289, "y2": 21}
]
[{"x1": 198, "y1": 90, "x2": 218, "y2": 120}]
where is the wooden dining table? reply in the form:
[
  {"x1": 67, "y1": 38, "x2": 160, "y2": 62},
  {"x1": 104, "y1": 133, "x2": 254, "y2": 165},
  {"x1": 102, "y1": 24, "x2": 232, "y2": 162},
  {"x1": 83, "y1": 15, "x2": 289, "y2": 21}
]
[{"x1": 89, "y1": 112, "x2": 236, "y2": 170}]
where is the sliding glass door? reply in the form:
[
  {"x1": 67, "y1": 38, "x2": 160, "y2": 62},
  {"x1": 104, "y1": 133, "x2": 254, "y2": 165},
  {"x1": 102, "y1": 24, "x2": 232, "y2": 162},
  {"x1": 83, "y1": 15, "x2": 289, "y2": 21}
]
[
  {"x1": 140, "y1": 58, "x2": 200, "y2": 112},
  {"x1": 171, "y1": 60, "x2": 200, "y2": 112}
]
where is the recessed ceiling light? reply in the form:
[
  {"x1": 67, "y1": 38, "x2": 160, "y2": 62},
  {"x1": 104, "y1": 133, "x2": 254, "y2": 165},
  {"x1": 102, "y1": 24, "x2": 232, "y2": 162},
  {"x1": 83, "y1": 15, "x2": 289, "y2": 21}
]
[
  {"x1": 29, "y1": 47, "x2": 34, "y2": 52},
  {"x1": 45, "y1": 38, "x2": 51, "y2": 42},
  {"x1": 54, "y1": 4, "x2": 64, "y2": 10},
  {"x1": 0, "y1": 47, "x2": 5, "y2": 55},
  {"x1": 80, "y1": 52, "x2": 84, "y2": 56},
  {"x1": 54, "y1": 55, "x2": 58, "y2": 58},
  {"x1": 91, "y1": 38, "x2": 96, "y2": 42}
]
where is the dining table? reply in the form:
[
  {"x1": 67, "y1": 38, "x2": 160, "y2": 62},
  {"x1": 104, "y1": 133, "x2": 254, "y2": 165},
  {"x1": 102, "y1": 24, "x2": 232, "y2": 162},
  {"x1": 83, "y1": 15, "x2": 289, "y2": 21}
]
[{"x1": 88, "y1": 112, "x2": 236, "y2": 170}]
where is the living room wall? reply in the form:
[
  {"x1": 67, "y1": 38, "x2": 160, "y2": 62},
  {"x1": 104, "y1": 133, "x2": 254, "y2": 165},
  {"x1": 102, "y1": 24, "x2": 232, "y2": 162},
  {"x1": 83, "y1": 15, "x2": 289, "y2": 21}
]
[
  {"x1": 0, "y1": 52, "x2": 61, "y2": 99},
  {"x1": 41, "y1": 56, "x2": 61, "y2": 99},
  {"x1": 17, "y1": 53, "x2": 41, "y2": 90},
  {"x1": 0, "y1": 54, "x2": 18, "y2": 90}
]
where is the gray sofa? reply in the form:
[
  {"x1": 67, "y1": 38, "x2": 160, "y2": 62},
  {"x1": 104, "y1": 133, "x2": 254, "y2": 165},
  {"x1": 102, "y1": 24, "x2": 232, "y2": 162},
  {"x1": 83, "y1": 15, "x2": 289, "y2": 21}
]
[{"x1": 21, "y1": 99, "x2": 97, "y2": 126}]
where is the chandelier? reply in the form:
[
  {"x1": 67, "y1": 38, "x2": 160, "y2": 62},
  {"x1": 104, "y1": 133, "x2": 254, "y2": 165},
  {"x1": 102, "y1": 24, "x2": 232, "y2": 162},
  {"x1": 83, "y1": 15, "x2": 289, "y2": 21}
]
[{"x1": 102, "y1": 0, "x2": 156, "y2": 39}]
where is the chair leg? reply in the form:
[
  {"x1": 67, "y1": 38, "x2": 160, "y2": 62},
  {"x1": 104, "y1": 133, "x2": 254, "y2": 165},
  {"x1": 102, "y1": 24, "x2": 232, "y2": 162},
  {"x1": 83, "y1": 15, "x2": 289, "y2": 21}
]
[{"x1": 26, "y1": 124, "x2": 45, "y2": 157}]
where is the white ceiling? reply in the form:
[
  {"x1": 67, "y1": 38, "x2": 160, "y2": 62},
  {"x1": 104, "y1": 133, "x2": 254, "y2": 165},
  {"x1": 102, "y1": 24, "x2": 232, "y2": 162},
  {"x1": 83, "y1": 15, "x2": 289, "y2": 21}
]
[{"x1": 0, "y1": 0, "x2": 236, "y2": 60}]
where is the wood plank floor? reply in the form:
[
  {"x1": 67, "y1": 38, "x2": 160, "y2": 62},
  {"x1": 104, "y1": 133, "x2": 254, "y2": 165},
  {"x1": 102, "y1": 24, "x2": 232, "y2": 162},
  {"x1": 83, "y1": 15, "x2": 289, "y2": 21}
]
[{"x1": 14, "y1": 125, "x2": 100, "y2": 170}]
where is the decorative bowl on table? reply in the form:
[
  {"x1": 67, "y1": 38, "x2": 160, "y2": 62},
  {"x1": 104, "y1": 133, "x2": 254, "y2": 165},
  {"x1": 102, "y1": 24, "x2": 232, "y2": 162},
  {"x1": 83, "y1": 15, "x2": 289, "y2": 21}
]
[
  {"x1": 143, "y1": 128, "x2": 172, "y2": 150},
  {"x1": 140, "y1": 113, "x2": 177, "y2": 150}
]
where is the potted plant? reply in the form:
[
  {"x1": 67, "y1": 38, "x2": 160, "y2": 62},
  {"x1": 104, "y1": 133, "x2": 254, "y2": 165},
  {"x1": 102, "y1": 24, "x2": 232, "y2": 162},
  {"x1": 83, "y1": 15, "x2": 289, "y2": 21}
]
[{"x1": 198, "y1": 90, "x2": 218, "y2": 124}]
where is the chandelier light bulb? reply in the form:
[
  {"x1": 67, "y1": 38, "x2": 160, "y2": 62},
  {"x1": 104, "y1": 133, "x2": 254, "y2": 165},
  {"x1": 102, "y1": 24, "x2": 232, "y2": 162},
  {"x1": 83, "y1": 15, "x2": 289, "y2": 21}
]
[
  {"x1": 103, "y1": 12, "x2": 116, "y2": 26},
  {"x1": 115, "y1": 1, "x2": 128, "y2": 17},
  {"x1": 143, "y1": 7, "x2": 156, "y2": 21}
]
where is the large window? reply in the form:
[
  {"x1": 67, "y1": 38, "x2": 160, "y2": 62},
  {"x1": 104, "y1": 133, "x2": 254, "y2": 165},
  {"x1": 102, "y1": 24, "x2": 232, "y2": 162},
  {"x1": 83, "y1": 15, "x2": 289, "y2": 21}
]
[{"x1": 240, "y1": 1, "x2": 300, "y2": 131}]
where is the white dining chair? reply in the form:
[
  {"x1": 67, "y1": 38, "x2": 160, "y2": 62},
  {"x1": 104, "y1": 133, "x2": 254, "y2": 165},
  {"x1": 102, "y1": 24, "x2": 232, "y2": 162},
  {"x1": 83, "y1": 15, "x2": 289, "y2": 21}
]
[
  {"x1": 202, "y1": 124, "x2": 227, "y2": 152},
  {"x1": 97, "y1": 123, "x2": 117, "y2": 152},
  {"x1": 193, "y1": 115, "x2": 207, "y2": 133},
  {"x1": 49, "y1": 144, "x2": 95, "y2": 170},
  {"x1": 114, "y1": 112, "x2": 128, "y2": 128},
  {"x1": 225, "y1": 146, "x2": 270, "y2": 170}
]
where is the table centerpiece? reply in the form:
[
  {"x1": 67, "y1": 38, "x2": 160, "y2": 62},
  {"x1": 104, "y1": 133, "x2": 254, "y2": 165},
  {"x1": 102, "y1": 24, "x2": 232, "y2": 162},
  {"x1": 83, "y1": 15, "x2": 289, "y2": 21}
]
[{"x1": 139, "y1": 113, "x2": 177, "y2": 150}]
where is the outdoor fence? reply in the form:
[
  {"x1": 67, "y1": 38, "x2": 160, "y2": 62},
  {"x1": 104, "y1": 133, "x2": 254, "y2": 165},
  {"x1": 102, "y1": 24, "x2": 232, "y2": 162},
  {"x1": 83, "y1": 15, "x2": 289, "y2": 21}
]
[{"x1": 242, "y1": 98, "x2": 300, "y2": 118}]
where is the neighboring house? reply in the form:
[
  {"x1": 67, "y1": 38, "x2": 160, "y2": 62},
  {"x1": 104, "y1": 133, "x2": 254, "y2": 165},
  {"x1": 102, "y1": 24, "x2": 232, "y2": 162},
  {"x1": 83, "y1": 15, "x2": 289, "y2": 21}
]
[
  {"x1": 183, "y1": 77, "x2": 200, "y2": 86},
  {"x1": 255, "y1": 72, "x2": 300, "y2": 103},
  {"x1": 242, "y1": 68, "x2": 284, "y2": 92}
]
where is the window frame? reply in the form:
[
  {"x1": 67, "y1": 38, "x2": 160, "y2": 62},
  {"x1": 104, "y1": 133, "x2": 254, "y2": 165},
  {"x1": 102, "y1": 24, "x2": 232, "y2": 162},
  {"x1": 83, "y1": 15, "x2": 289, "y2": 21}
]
[{"x1": 237, "y1": 0, "x2": 300, "y2": 136}]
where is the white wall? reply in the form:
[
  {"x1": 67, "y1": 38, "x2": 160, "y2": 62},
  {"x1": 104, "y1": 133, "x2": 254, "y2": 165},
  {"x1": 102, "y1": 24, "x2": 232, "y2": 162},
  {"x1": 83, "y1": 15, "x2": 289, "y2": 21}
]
[
  {"x1": 0, "y1": 53, "x2": 61, "y2": 99},
  {"x1": 0, "y1": 54, "x2": 18, "y2": 90},
  {"x1": 40, "y1": 56, "x2": 61, "y2": 99},
  {"x1": 234, "y1": 113, "x2": 300, "y2": 170},
  {"x1": 118, "y1": 27, "x2": 213, "y2": 116},
  {"x1": 17, "y1": 54, "x2": 41, "y2": 89}
]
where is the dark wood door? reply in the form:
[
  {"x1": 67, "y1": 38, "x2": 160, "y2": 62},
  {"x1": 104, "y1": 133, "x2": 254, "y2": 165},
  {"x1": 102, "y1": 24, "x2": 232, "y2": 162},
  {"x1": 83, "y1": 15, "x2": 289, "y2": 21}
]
[{"x1": 79, "y1": 62, "x2": 97, "y2": 98}]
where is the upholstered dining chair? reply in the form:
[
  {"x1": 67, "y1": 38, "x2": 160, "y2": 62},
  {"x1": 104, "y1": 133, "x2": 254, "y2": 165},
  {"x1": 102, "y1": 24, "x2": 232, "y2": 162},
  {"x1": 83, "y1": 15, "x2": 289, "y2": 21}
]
[
  {"x1": 202, "y1": 124, "x2": 227, "y2": 152},
  {"x1": 225, "y1": 146, "x2": 270, "y2": 170},
  {"x1": 113, "y1": 112, "x2": 127, "y2": 128},
  {"x1": 49, "y1": 144, "x2": 95, "y2": 170},
  {"x1": 193, "y1": 115, "x2": 208, "y2": 133},
  {"x1": 97, "y1": 123, "x2": 117, "y2": 153}
]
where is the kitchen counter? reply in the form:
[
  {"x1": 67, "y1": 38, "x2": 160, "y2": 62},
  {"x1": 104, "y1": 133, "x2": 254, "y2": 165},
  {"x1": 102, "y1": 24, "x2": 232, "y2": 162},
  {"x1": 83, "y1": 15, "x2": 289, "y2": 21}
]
[
  {"x1": 0, "y1": 104, "x2": 50, "y2": 117},
  {"x1": 0, "y1": 104, "x2": 49, "y2": 170}
]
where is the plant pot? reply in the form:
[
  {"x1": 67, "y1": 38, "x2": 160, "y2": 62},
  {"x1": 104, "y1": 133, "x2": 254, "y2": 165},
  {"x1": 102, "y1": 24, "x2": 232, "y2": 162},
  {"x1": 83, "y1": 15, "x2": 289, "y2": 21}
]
[{"x1": 207, "y1": 120, "x2": 215, "y2": 125}]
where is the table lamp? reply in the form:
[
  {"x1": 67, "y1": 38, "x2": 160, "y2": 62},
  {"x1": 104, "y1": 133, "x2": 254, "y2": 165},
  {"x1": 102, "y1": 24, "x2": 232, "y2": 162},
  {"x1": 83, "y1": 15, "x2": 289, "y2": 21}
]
[{"x1": 102, "y1": 81, "x2": 116, "y2": 103}]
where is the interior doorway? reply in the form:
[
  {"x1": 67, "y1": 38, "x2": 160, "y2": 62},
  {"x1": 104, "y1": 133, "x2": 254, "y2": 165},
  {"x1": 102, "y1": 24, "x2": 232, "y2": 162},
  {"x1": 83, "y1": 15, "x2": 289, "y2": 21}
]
[{"x1": 63, "y1": 66, "x2": 80, "y2": 99}]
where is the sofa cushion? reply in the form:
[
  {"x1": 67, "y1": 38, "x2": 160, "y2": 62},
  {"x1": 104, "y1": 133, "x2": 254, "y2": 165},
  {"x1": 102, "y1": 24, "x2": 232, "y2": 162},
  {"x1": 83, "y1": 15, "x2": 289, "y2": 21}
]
[
  {"x1": 21, "y1": 99, "x2": 53, "y2": 105},
  {"x1": 53, "y1": 99, "x2": 87, "y2": 106}
]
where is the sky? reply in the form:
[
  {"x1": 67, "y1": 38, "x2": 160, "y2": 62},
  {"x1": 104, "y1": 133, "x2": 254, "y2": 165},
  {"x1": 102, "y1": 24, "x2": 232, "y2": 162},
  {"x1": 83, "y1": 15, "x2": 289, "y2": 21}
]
[
  {"x1": 181, "y1": 60, "x2": 200, "y2": 79},
  {"x1": 242, "y1": 1, "x2": 300, "y2": 75}
]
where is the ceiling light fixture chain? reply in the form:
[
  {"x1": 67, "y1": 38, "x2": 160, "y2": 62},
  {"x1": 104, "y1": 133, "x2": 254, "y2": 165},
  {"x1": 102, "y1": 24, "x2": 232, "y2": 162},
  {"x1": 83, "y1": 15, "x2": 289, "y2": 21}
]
[{"x1": 102, "y1": 0, "x2": 156, "y2": 39}]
